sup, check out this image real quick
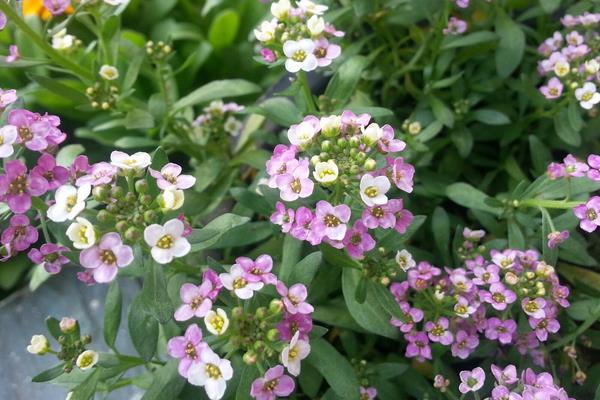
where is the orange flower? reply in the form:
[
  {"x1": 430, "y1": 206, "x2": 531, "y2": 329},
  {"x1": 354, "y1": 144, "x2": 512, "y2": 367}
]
[{"x1": 22, "y1": 0, "x2": 74, "y2": 20}]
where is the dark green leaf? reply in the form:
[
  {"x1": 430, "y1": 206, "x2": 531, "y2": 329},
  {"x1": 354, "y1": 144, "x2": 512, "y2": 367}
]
[
  {"x1": 257, "y1": 97, "x2": 303, "y2": 126},
  {"x1": 188, "y1": 214, "x2": 250, "y2": 251},
  {"x1": 432, "y1": 207, "x2": 450, "y2": 264},
  {"x1": 141, "y1": 260, "x2": 174, "y2": 324},
  {"x1": 495, "y1": 11, "x2": 525, "y2": 77},
  {"x1": 128, "y1": 295, "x2": 159, "y2": 361},
  {"x1": 104, "y1": 280, "x2": 122, "y2": 349},
  {"x1": 31, "y1": 364, "x2": 64, "y2": 383},
  {"x1": 70, "y1": 368, "x2": 101, "y2": 400},
  {"x1": 124, "y1": 109, "x2": 155, "y2": 130},
  {"x1": 446, "y1": 183, "x2": 502, "y2": 215},
  {"x1": 289, "y1": 251, "x2": 322, "y2": 286},
  {"x1": 471, "y1": 109, "x2": 510, "y2": 125},
  {"x1": 208, "y1": 9, "x2": 240, "y2": 50},
  {"x1": 278, "y1": 236, "x2": 303, "y2": 284},
  {"x1": 441, "y1": 31, "x2": 497, "y2": 49},
  {"x1": 174, "y1": 80, "x2": 261, "y2": 111},
  {"x1": 141, "y1": 360, "x2": 185, "y2": 400},
  {"x1": 324, "y1": 56, "x2": 370, "y2": 108},
  {"x1": 429, "y1": 95, "x2": 454, "y2": 127},
  {"x1": 46, "y1": 317, "x2": 62, "y2": 340},
  {"x1": 554, "y1": 109, "x2": 581, "y2": 146}
]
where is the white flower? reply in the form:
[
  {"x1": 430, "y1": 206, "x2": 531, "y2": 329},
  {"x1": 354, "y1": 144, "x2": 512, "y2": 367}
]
[
  {"x1": 188, "y1": 349, "x2": 233, "y2": 400},
  {"x1": 306, "y1": 15, "x2": 325, "y2": 36},
  {"x1": 224, "y1": 116, "x2": 243, "y2": 136},
  {"x1": 99, "y1": 65, "x2": 119, "y2": 80},
  {"x1": 66, "y1": 217, "x2": 96, "y2": 249},
  {"x1": 27, "y1": 335, "x2": 49, "y2": 355},
  {"x1": 575, "y1": 82, "x2": 600, "y2": 110},
  {"x1": 359, "y1": 174, "x2": 390, "y2": 207},
  {"x1": 158, "y1": 189, "x2": 185, "y2": 211},
  {"x1": 0, "y1": 125, "x2": 17, "y2": 158},
  {"x1": 296, "y1": 0, "x2": 328, "y2": 15},
  {"x1": 395, "y1": 249, "x2": 416, "y2": 272},
  {"x1": 52, "y1": 29, "x2": 76, "y2": 51},
  {"x1": 204, "y1": 308, "x2": 229, "y2": 336},
  {"x1": 47, "y1": 184, "x2": 91, "y2": 222},
  {"x1": 585, "y1": 59, "x2": 600, "y2": 74},
  {"x1": 110, "y1": 151, "x2": 151, "y2": 171},
  {"x1": 219, "y1": 264, "x2": 263, "y2": 299},
  {"x1": 76, "y1": 350, "x2": 99, "y2": 371},
  {"x1": 271, "y1": 0, "x2": 291, "y2": 19},
  {"x1": 553, "y1": 60, "x2": 569, "y2": 77},
  {"x1": 408, "y1": 121, "x2": 422, "y2": 135},
  {"x1": 288, "y1": 120, "x2": 318, "y2": 146},
  {"x1": 361, "y1": 123, "x2": 384, "y2": 145},
  {"x1": 254, "y1": 20, "x2": 277, "y2": 42},
  {"x1": 313, "y1": 160, "x2": 339, "y2": 183},
  {"x1": 103, "y1": 0, "x2": 125, "y2": 6},
  {"x1": 144, "y1": 218, "x2": 191, "y2": 264},
  {"x1": 320, "y1": 115, "x2": 341, "y2": 136},
  {"x1": 281, "y1": 331, "x2": 310, "y2": 376},
  {"x1": 283, "y1": 39, "x2": 318, "y2": 73}
]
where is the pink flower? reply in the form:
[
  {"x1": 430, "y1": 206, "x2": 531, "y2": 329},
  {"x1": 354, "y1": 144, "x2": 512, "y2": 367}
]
[
  {"x1": 521, "y1": 297, "x2": 546, "y2": 319},
  {"x1": 1, "y1": 214, "x2": 38, "y2": 252},
  {"x1": 8, "y1": 109, "x2": 52, "y2": 152},
  {"x1": 250, "y1": 365, "x2": 295, "y2": 400},
  {"x1": 552, "y1": 284, "x2": 570, "y2": 308},
  {"x1": 28, "y1": 243, "x2": 69, "y2": 274},
  {"x1": 290, "y1": 206, "x2": 321, "y2": 244},
  {"x1": 378, "y1": 124, "x2": 406, "y2": 153},
  {"x1": 69, "y1": 155, "x2": 91, "y2": 182},
  {"x1": 573, "y1": 196, "x2": 600, "y2": 232},
  {"x1": 167, "y1": 324, "x2": 207, "y2": 378},
  {"x1": 485, "y1": 317, "x2": 517, "y2": 344},
  {"x1": 443, "y1": 17, "x2": 468, "y2": 35},
  {"x1": 529, "y1": 312, "x2": 560, "y2": 342},
  {"x1": 277, "y1": 282, "x2": 314, "y2": 314},
  {"x1": 271, "y1": 202, "x2": 295, "y2": 233},
  {"x1": 587, "y1": 154, "x2": 600, "y2": 181},
  {"x1": 359, "y1": 387, "x2": 377, "y2": 400},
  {"x1": 43, "y1": 0, "x2": 71, "y2": 15},
  {"x1": 341, "y1": 110, "x2": 370, "y2": 133},
  {"x1": 481, "y1": 283, "x2": 516, "y2": 311},
  {"x1": 174, "y1": 281, "x2": 213, "y2": 321},
  {"x1": 30, "y1": 153, "x2": 69, "y2": 190},
  {"x1": 547, "y1": 230, "x2": 569, "y2": 248},
  {"x1": 425, "y1": 317, "x2": 454, "y2": 345},
  {"x1": 237, "y1": 254, "x2": 277, "y2": 285},
  {"x1": 260, "y1": 48, "x2": 277, "y2": 63},
  {"x1": 0, "y1": 160, "x2": 47, "y2": 213},
  {"x1": 453, "y1": 296, "x2": 477, "y2": 318},
  {"x1": 386, "y1": 156, "x2": 414, "y2": 193},
  {"x1": 453, "y1": 0, "x2": 470, "y2": 8},
  {"x1": 563, "y1": 154, "x2": 589, "y2": 177},
  {"x1": 177, "y1": 214, "x2": 193, "y2": 237},
  {"x1": 276, "y1": 159, "x2": 314, "y2": 201},
  {"x1": 6, "y1": 45, "x2": 20, "y2": 63},
  {"x1": 472, "y1": 264, "x2": 500, "y2": 285},
  {"x1": 405, "y1": 331, "x2": 431, "y2": 361},
  {"x1": 0, "y1": 88, "x2": 17, "y2": 109},
  {"x1": 546, "y1": 162, "x2": 565, "y2": 180},
  {"x1": 277, "y1": 312, "x2": 313, "y2": 341},
  {"x1": 394, "y1": 207, "x2": 413, "y2": 234},
  {"x1": 491, "y1": 249, "x2": 517, "y2": 269},
  {"x1": 266, "y1": 145, "x2": 298, "y2": 188},
  {"x1": 459, "y1": 367, "x2": 485, "y2": 394},
  {"x1": 76, "y1": 162, "x2": 117, "y2": 186},
  {"x1": 491, "y1": 364, "x2": 518, "y2": 385},
  {"x1": 77, "y1": 270, "x2": 97, "y2": 286},
  {"x1": 361, "y1": 202, "x2": 397, "y2": 229},
  {"x1": 343, "y1": 220, "x2": 375, "y2": 259},
  {"x1": 540, "y1": 77, "x2": 563, "y2": 99},
  {"x1": 391, "y1": 303, "x2": 424, "y2": 333},
  {"x1": 313, "y1": 200, "x2": 351, "y2": 241},
  {"x1": 313, "y1": 38, "x2": 341, "y2": 67},
  {"x1": 202, "y1": 268, "x2": 223, "y2": 300},
  {"x1": 451, "y1": 330, "x2": 479, "y2": 359},
  {"x1": 149, "y1": 163, "x2": 196, "y2": 191},
  {"x1": 79, "y1": 232, "x2": 134, "y2": 283}
]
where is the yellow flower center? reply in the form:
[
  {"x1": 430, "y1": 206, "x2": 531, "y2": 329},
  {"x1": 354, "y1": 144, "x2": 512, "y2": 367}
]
[
  {"x1": 78, "y1": 226, "x2": 89, "y2": 244},
  {"x1": 290, "y1": 178, "x2": 302, "y2": 194},
  {"x1": 525, "y1": 300, "x2": 539, "y2": 313},
  {"x1": 18, "y1": 126, "x2": 32, "y2": 142},
  {"x1": 455, "y1": 305, "x2": 467, "y2": 315},
  {"x1": 157, "y1": 234, "x2": 174, "y2": 249},
  {"x1": 233, "y1": 277, "x2": 247, "y2": 289},
  {"x1": 371, "y1": 206, "x2": 384, "y2": 218},
  {"x1": 292, "y1": 50, "x2": 307, "y2": 62},
  {"x1": 587, "y1": 209, "x2": 598, "y2": 220},
  {"x1": 78, "y1": 353, "x2": 95, "y2": 369},
  {"x1": 209, "y1": 315, "x2": 225, "y2": 333},
  {"x1": 364, "y1": 186, "x2": 379, "y2": 198},
  {"x1": 582, "y1": 92, "x2": 593, "y2": 102},
  {"x1": 492, "y1": 292, "x2": 505, "y2": 303},
  {"x1": 185, "y1": 342, "x2": 197, "y2": 358},
  {"x1": 205, "y1": 363, "x2": 222, "y2": 379},
  {"x1": 66, "y1": 195, "x2": 78, "y2": 212},
  {"x1": 100, "y1": 250, "x2": 116, "y2": 265},
  {"x1": 288, "y1": 345, "x2": 299, "y2": 360},
  {"x1": 324, "y1": 214, "x2": 340, "y2": 227},
  {"x1": 8, "y1": 175, "x2": 27, "y2": 195}
]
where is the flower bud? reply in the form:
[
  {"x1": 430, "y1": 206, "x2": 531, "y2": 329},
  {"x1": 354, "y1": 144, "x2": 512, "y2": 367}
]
[
  {"x1": 321, "y1": 140, "x2": 331, "y2": 152},
  {"x1": 267, "y1": 329, "x2": 279, "y2": 342},
  {"x1": 132, "y1": 213, "x2": 145, "y2": 226},
  {"x1": 110, "y1": 186, "x2": 124, "y2": 199},
  {"x1": 349, "y1": 136, "x2": 360, "y2": 148},
  {"x1": 60, "y1": 317, "x2": 77, "y2": 333},
  {"x1": 408, "y1": 121, "x2": 422, "y2": 135},
  {"x1": 115, "y1": 220, "x2": 128, "y2": 233},
  {"x1": 140, "y1": 194, "x2": 153, "y2": 206},
  {"x1": 96, "y1": 210, "x2": 113, "y2": 223},
  {"x1": 356, "y1": 151, "x2": 366, "y2": 162},
  {"x1": 125, "y1": 227, "x2": 141, "y2": 242},
  {"x1": 320, "y1": 115, "x2": 342, "y2": 137},
  {"x1": 27, "y1": 335, "x2": 49, "y2": 355},
  {"x1": 504, "y1": 272, "x2": 518, "y2": 285},
  {"x1": 310, "y1": 155, "x2": 321, "y2": 166},
  {"x1": 232, "y1": 306, "x2": 244, "y2": 318},
  {"x1": 158, "y1": 190, "x2": 184, "y2": 211},
  {"x1": 82, "y1": 335, "x2": 92, "y2": 345},
  {"x1": 364, "y1": 158, "x2": 377, "y2": 171},
  {"x1": 575, "y1": 371, "x2": 587, "y2": 385},
  {"x1": 336, "y1": 138, "x2": 347, "y2": 148},
  {"x1": 243, "y1": 351, "x2": 257, "y2": 365},
  {"x1": 92, "y1": 185, "x2": 110, "y2": 201},
  {"x1": 319, "y1": 152, "x2": 329, "y2": 161},
  {"x1": 269, "y1": 299, "x2": 284, "y2": 314},
  {"x1": 135, "y1": 179, "x2": 149, "y2": 194},
  {"x1": 144, "y1": 210, "x2": 158, "y2": 224},
  {"x1": 76, "y1": 350, "x2": 99, "y2": 371},
  {"x1": 255, "y1": 307, "x2": 267, "y2": 319}
]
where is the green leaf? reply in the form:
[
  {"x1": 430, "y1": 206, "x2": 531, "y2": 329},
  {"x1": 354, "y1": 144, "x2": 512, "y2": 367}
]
[
  {"x1": 471, "y1": 109, "x2": 510, "y2": 125},
  {"x1": 446, "y1": 183, "x2": 502, "y2": 215},
  {"x1": 230, "y1": 188, "x2": 272, "y2": 215},
  {"x1": 539, "y1": 0, "x2": 561, "y2": 13},
  {"x1": 32, "y1": 364, "x2": 65, "y2": 383},
  {"x1": 256, "y1": 97, "x2": 303, "y2": 126},
  {"x1": 235, "y1": 364, "x2": 260, "y2": 400},
  {"x1": 278, "y1": 235, "x2": 303, "y2": 284},
  {"x1": 56, "y1": 144, "x2": 85, "y2": 167},
  {"x1": 104, "y1": 281, "x2": 122, "y2": 350},
  {"x1": 441, "y1": 31, "x2": 497, "y2": 49},
  {"x1": 554, "y1": 109, "x2": 581, "y2": 146},
  {"x1": 123, "y1": 49, "x2": 145, "y2": 92},
  {"x1": 324, "y1": 56, "x2": 370, "y2": 108},
  {"x1": 508, "y1": 219, "x2": 525, "y2": 249},
  {"x1": 208, "y1": 9, "x2": 240, "y2": 50},
  {"x1": 29, "y1": 264, "x2": 52, "y2": 292},
  {"x1": 28, "y1": 74, "x2": 88, "y2": 104},
  {"x1": 174, "y1": 80, "x2": 261, "y2": 111},
  {"x1": 428, "y1": 95, "x2": 454, "y2": 127},
  {"x1": 188, "y1": 214, "x2": 250, "y2": 251},
  {"x1": 495, "y1": 10, "x2": 525, "y2": 77},
  {"x1": 124, "y1": 109, "x2": 155, "y2": 130},
  {"x1": 141, "y1": 260, "x2": 174, "y2": 324},
  {"x1": 70, "y1": 368, "x2": 101, "y2": 400},
  {"x1": 208, "y1": 222, "x2": 274, "y2": 249},
  {"x1": 451, "y1": 127, "x2": 473, "y2": 157},
  {"x1": 567, "y1": 100, "x2": 584, "y2": 132},
  {"x1": 141, "y1": 360, "x2": 185, "y2": 400},
  {"x1": 528, "y1": 136, "x2": 552, "y2": 174},
  {"x1": 306, "y1": 339, "x2": 361, "y2": 400},
  {"x1": 128, "y1": 295, "x2": 159, "y2": 361},
  {"x1": 115, "y1": 136, "x2": 158, "y2": 149},
  {"x1": 376, "y1": 362, "x2": 409, "y2": 380},
  {"x1": 194, "y1": 158, "x2": 226, "y2": 192},
  {"x1": 432, "y1": 207, "x2": 450, "y2": 264},
  {"x1": 289, "y1": 252, "x2": 322, "y2": 286},
  {"x1": 417, "y1": 121, "x2": 444, "y2": 142},
  {"x1": 46, "y1": 317, "x2": 63, "y2": 340}
]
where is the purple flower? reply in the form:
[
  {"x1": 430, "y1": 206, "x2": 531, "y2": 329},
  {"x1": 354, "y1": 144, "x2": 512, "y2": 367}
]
[
  {"x1": 361, "y1": 201, "x2": 398, "y2": 229},
  {"x1": 43, "y1": 0, "x2": 71, "y2": 15},
  {"x1": 386, "y1": 156, "x2": 414, "y2": 193},
  {"x1": 485, "y1": 317, "x2": 517, "y2": 344},
  {"x1": 250, "y1": 365, "x2": 295, "y2": 400},
  {"x1": 69, "y1": 155, "x2": 91, "y2": 182},
  {"x1": 540, "y1": 77, "x2": 563, "y2": 99},
  {"x1": 343, "y1": 220, "x2": 375, "y2": 259},
  {"x1": 77, "y1": 270, "x2": 97, "y2": 286},
  {"x1": 472, "y1": 264, "x2": 500, "y2": 285},
  {"x1": 30, "y1": 153, "x2": 69, "y2": 190},
  {"x1": 275, "y1": 159, "x2": 314, "y2": 201},
  {"x1": 76, "y1": 162, "x2": 117, "y2": 187},
  {"x1": 313, "y1": 200, "x2": 350, "y2": 241},
  {"x1": 203, "y1": 268, "x2": 223, "y2": 300},
  {"x1": 391, "y1": 302, "x2": 423, "y2": 333},
  {"x1": 453, "y1": 296, "x2": 477, "y2": 318},
  {"x1": 573, "y1": 196, "x2": 600, "y2": 232},
  {"x1": 271, "y1": 202, "x2": 295, "y2": 233},
  {"x1": 425, "y1": 317, "x2": 454, "y2": 345},
  {"x1": 260, "y1": 48, "x2": 277, "y2": 63},
  {"x1": 6, "y1": 45, "x2": 19, "y2": 63},
  {"x1": 1, "y1": 214, "x2": 38, "y2": 252},
  {"x1": 378, "y1": 124, "x2": 406, "y2": 153},
  {"x1": 313, "y1": 38, "x2": 341, "y2": 67},
  {"x1": 394, "y1": 207, "x2": 413, "y2": 234},
  {"x1": 443, "y1": 17, "x2": 468, "y2": 35},
  {"x1": 28, "y1": 243, "x2": 70, "y2": 274},
  {"x1": 453, "y1": 0, "x2": 470, "y2": 8},
  {"x1": 277, "y1": 312, "x2": 313, "y2": 341},
  {"x1": 588, "y1": 154, "x2": 600, "y2": 181},
  {"x1": 174, "y1": 281, "x2": 213, "y2": 321},
  {"x1": 167, "y1": 324, "x2": 207, "y2": 378},
  {"x1": 277, "y1": 282, "x2": 314, "y2": 315},
  {"x1": 546, "y1": 162, "x2": 565, "y2": 180},
  {"x1": 79, "y1": 232, "x2": 134, "y2": 283},
  {"x1": 521, "y1": 297, "x2": 546, "y2": 319},
  {"x1": 481, "y1": 283, "x2": 516, "y2": 311},
  {"x1": 563, "y1": 154, "x2": 589, "y2": 177},
  {"x1": 237, "y1": 254, "x2": 277, "y2": 285},
  {"x1": 491, "y1": 364, "x2": 518, "y2": 385},
  {"x1": 290, "y1": 206, "x2": 321, "y2": 245},
  {"x1": 529, "y1": 313, "x2": 560, "y2": 342},
  {"x1": 359, "y1": 387, "x2": 377, "y2": 400},
  {"x1": 0, "y1": 160, "x2": 48, "y2": 213},
  {"x1": 266, "y1": 144, "x2": 298, "y2": 188},
  {"x1": 177, "y1": 213, "x2": 193, "y2": 237},
  {"x1": 0, "y1": 88, "x2": 17, "y2": 109},
  {"x1": 552, "y1": 284, "x2": 570, "y2": 308},
  {"x1": 8, "y1": 109, "x2": 51, "y2": 152},
  {"x1": 405, "y1": 331, "x2": 431, "y2": 361},
  {"x1": 458, "y1": 367, "x2": 485, "y2": 394},
  {"x1": 149, "y1": 163, "x2": 196, "y2": 191},
  {"x1": 341, "y1": 110, "x2": 370, "y2": 134},
  {"x1": 491, "y1": 249, "x2": 517, "y2": 270},
  {"x1": 451, "y1": 330, "x2": 479, "y2": 359},
  {"x1": 547, "y1": 230, "x2": 569, "y2": 248}
]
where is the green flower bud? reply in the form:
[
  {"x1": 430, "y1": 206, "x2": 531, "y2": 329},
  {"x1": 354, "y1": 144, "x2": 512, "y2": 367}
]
[
  {"x1": 321, "y1": 140, "x2": 332, "y2": 152},
  {"x1": 337, "y1": 138, "x2": 347, "y2": 148},
  {"x1": 319, "y1": 152, "x2": 329, "y2": 161},
  {"x1": 144, "y1": 210, "x2": 158, "y2": 224},
  {"x1": 356, "y1": 151, "x2": 366, "y2": 162},
  {"x1": 92, "y1": 185, "x2": 109, "y2": 201},
  {"x1": 115, "y1": 220, "x2": 128, "y2": 233},
  {"x1": 135, "y1": 179, "x2": 149, "y2": 194},
  {"x1": 349, "y1": 136, "x2": 360, "y2": 148},
  {"x1": 140, "y1": 194, "x2": 153, "y2": 206},
  {"x1": 267, "y1": 329, "x2": 279, "y2": 342},
  {"x1": 232, "y1": 307, "x2": 243, "y2": 318},
  {"x1": 310, "y1": 155, "x2": 321, "y2": 166},
  {"x1": 242, "y1": 351, "x2": 257, "y2": 365},
  {"x1": 132, "y1": 214, "x2": 145, "y2": 226},
  {"x1": 125, "y1": 192, "x2": 137, "y2": 203},
  {"x1": 125, "y1": 227, "x2": 141, "y2": 242},
  {"x1": 349, "y1": 165, "x2": 360, "y2": 175},
  {"x1": 364, "y1": 158, "x2": 377, "y2": 171},
  {"x1": 97, "y1": 210, "x2": 114, "y2": 223},
  {"x1": 253, "y1": 340, "x2": 265, "y2": 352},
  {"x1": 110, "y1": 186, "x2": 124, "y2": 199},
  {"x1": 255, "y1": 307, "x2": 267, "y2": 319},
  {"x1": 269, "y1": 299, "x2": 284, "y2": 314}
]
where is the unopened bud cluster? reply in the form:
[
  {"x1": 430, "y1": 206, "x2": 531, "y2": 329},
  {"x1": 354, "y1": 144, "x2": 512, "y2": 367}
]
[{"x1": 86, "y1": 82, "x2": 119, "y2": 110}]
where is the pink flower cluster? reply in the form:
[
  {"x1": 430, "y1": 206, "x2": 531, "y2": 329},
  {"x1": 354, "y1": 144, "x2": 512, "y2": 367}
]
[
  {"x1": 437, "y1": 365, "x2": 574, "y2": 399},
  {"x1": 268, "y1": 111, "x2": 415, "y2": 259},
  {"x1": 168, "y1": 254, "x2": 314, "y2": 400},
  {"x1": 389, "y1": 239, "x2": 569, "y2": 365}
]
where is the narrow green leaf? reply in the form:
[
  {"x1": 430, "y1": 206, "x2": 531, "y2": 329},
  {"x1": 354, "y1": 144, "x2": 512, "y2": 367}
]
[
  {"x1": 432, "y1": 207, "x2": 450, "y2": 264},
  {"x1": 70, "y1": 368, "x2": 101, "y2": 400},
  {"x1": 554, "y1": 109, "x2": 581, "y2": 146},
  {"x1": 208, "y1": 9, "x2": 240, "y2": 50},
  {"x1": 507, "y1": 219, "x2": 525, "y2": 249},
  {"x1": 324, "y1": 56, "x2": 370, "y2": 108},
  {"x1": 441, "y1": 31, "x2": 497, "y2": 49},
  {"x1": 104, "y1": 280, "x2": 122, "y2": 349},
  {"x1": 141, "y1": 260, "x2": 174, "y2": 324},
  {"x1": 471, "y1": 109, "x2": 510, "y2": 125},
  {"x1": 429, "y1": 95, "x2": 454, "y2": 127},
  {"x1": 446, "y1": 183, "x2": 502, "y2": 215},
  {"x1": 279, "y1": 235, "x2": 303, "y2": 284},
  {"x1": 46, "y1": 317, "x2": 62, "y2": 340},
  {"x1": 31, "y1": 364, "x2": 64, "y2": 383},
  {"x1": 174, "y1": 80, "x2": 261, "y2": 111},
  {"x1": 128, "y1": 295, "x2": 159, "y2": 361},
  {"x1": 188, "y1": 214, "x2": 250, "y2": 251},
  {"x1": 289, "y1": 251, "x2": 322, "y2": 286},
  {"x1": 495, "y1": 10, "x2": 525, "y2": 77},
  {"x1": 256, "y1": 97, "x2": 303, "y2": 126}
]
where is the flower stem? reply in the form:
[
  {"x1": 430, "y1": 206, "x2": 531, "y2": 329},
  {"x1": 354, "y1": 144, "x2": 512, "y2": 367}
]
[
  {"x1": 548, "y1": 301, "x2": 600, "y2": 351},
  {"x1": 38, "y1": 210, "x2": 51, "y2": 243},
  {"x1": 297, "y1": 70, "x2": 317, "y2": 114},
  {"x1": 518, "y1": 199, "x2": 583, "y2": 210}
]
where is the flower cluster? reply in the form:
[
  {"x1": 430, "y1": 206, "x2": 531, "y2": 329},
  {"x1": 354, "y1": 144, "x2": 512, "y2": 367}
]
[
  {"x1": 389, "y1": 232, "x2": 569, "y2": 366},
  {"x1": 537, "y1": 13, "x2": 600, "y2": 109},
  {"x1": 253, "y1": 0, "x2": 344, "y2": 72},
  {"x1": 191, "y1": 100, "x2": 245, "y2": 152},
  {"x1": 435, "y1": 365, "x2": 574, "y2": 399},
  {"x1": 168, "y1": 254, "x2": 314, "y2": 400},
  {"x1": 443, "y1": 17, "x2": 467, "y2": 36},
  {"x1": 268, "y1": 111, "x2": 415, "y2": 260}
]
